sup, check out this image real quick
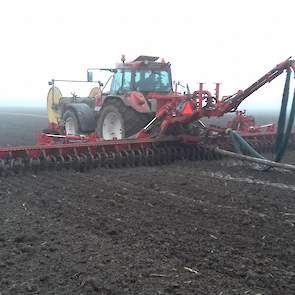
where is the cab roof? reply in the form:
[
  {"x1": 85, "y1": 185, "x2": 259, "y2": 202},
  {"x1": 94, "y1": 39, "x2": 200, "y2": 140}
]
[
  {"x1": 116, "y1": 56, "x2": 170, "y2": 70},
  {"x1": 133, "y1": 56, "x2": 159, "y2": 62}
]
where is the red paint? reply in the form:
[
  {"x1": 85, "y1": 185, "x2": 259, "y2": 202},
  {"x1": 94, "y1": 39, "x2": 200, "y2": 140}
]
[
  {"x1": 182, "y1": 102, "x2": 193, "y2": 115},
  {"x1": 127, "y1": 91, "x2": 150, "y2": 113}
]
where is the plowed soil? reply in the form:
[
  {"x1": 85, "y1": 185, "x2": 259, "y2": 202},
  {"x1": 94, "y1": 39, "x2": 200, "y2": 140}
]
[{"x1": 0, "y1": 109, "x2": 295, "y2": 295}]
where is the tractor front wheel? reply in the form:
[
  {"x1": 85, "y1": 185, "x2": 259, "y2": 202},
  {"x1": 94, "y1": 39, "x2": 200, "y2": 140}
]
[
  {"x1": 96, "y1": 100, "x2": 153, "y2": 140},
  {"x1": 63, "y1": 110, "x2": 80, "y2": 135},
  {"x1": 96, "y1": 104, "x2": 125, "y2": 140}
]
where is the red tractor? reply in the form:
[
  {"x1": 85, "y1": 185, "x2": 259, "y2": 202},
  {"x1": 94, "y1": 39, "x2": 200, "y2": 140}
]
[{"x1": 47, "y1": 55, "x2": 182, "y2": 140}]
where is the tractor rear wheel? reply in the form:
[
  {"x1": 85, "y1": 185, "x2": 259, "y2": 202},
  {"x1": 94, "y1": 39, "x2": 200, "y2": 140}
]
[
  {"x1": 96, "y1": 100, "x2": 152, "y2": 140},
  {"x1": 63, "y1": 110, "x2": 80, "y2": 135}
]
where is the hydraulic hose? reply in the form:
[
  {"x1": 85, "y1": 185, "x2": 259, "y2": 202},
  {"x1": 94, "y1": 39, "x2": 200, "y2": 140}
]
[
  {"x1": 214, "y1": 147, "x2": 295, "y2": 172},
  {"x1": 274, "y1": 68, "x2": 292, "y2": 161},
  {"x1": 227, "y1": 129, "x2": 265, "y2": 159},
  {"x1": 274, "y1": 70, "x2": 295, "y2": 162},
  {"x1": 227, "y1": 68, "x2": 295, "y2": 169}
]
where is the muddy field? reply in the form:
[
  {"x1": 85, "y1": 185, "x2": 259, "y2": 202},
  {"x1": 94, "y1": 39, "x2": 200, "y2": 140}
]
[{"x1": 0, "y1": 108, "x2": 295, "y2": 294}]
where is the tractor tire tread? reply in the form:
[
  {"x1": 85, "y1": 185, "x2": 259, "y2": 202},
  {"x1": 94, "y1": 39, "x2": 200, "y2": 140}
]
[{"x1": 97, "y1": 99, "x2": 153, "y2": 138}]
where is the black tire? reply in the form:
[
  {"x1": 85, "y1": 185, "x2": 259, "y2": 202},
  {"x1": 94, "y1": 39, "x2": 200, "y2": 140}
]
[
  {"x1": 63, "y1": 110, "x2": 80, "y2": 135},
  {"x1": 96, "y1": 99, "x2": 153, "y2": 140}
]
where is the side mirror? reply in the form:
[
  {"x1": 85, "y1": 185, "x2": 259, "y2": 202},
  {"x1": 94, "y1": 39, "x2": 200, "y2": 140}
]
[
  {"x1": 99, "y1": 81, "x2": 104, "y2": 87},
  {"x1": 87, "y1": 71, "x2": 93, "y2": 82}
]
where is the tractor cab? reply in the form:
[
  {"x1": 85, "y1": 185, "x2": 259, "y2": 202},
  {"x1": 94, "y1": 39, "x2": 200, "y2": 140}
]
[{"x1": 110, "y1": 56, "x2": 173, "y2": 95}]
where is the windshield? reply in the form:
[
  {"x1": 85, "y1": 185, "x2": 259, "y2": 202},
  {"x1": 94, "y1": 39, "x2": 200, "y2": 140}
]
[
  {"x1": 135, "y1": 70, "x2": 171, "y2": 92},
  {"x1": 110, "y1": 69, "x2": 172, "y2": 94}
]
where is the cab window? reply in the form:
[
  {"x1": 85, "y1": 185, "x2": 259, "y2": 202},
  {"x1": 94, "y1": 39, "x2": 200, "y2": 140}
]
[
  {"x1": 110, "y1": 70, "x2": 132, "y2": 93},
  {"x1": 110, "y1": 70, "x2": 123, "y2": 94},
  {"x1": 122, "y1": 71, "x2": 132, "y2": 91},
  {"x1": 135, "y1": 70, "x2": 171, "y2": 92}
]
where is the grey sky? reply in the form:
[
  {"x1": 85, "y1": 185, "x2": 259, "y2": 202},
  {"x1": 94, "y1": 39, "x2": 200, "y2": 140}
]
[{"x1": 0, "y1": 0, "x2": 294, "y2": 111}]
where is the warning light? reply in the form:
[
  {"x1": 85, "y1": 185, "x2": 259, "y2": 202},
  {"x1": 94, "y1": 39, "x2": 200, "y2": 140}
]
[{"x1": 182, "y1": 102, "x2": 193, "y2": 115}]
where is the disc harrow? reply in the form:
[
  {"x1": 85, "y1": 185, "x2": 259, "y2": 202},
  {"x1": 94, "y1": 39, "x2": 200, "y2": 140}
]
[
  {"x1": 0, "y1": 137, "x2": 221, "y2": 176},
  {"x1": 1, "y1": 131, "x2": 292, "y2": 176}
]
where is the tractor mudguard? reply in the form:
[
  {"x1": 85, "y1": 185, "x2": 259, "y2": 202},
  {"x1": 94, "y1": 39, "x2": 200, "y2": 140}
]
[
  {"x1": 125, "y1": 92, "x2": 151, "y2": 113},
  {"x1": 67, "y1": 103, "x2": 96, "y2": 132},
  {"x1": 103, "y1": 92, "x2": 152, "y2": 113}
]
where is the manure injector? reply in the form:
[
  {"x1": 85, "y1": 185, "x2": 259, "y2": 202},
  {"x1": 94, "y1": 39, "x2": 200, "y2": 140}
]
[{"x1": 0, "y1": 56, "x2": 295, "y2": 175}]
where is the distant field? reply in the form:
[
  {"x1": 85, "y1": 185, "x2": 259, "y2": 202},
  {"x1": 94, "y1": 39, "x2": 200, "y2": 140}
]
[
  {"x1": 0, "y1": 107, "x2": 281, "y2": 147},
  {"x1": 0, "y1": 107, "x2": 48, "y2": 146},
  {"x1": 0, "y1": 107, "x2": 47, "y2": 115}
]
